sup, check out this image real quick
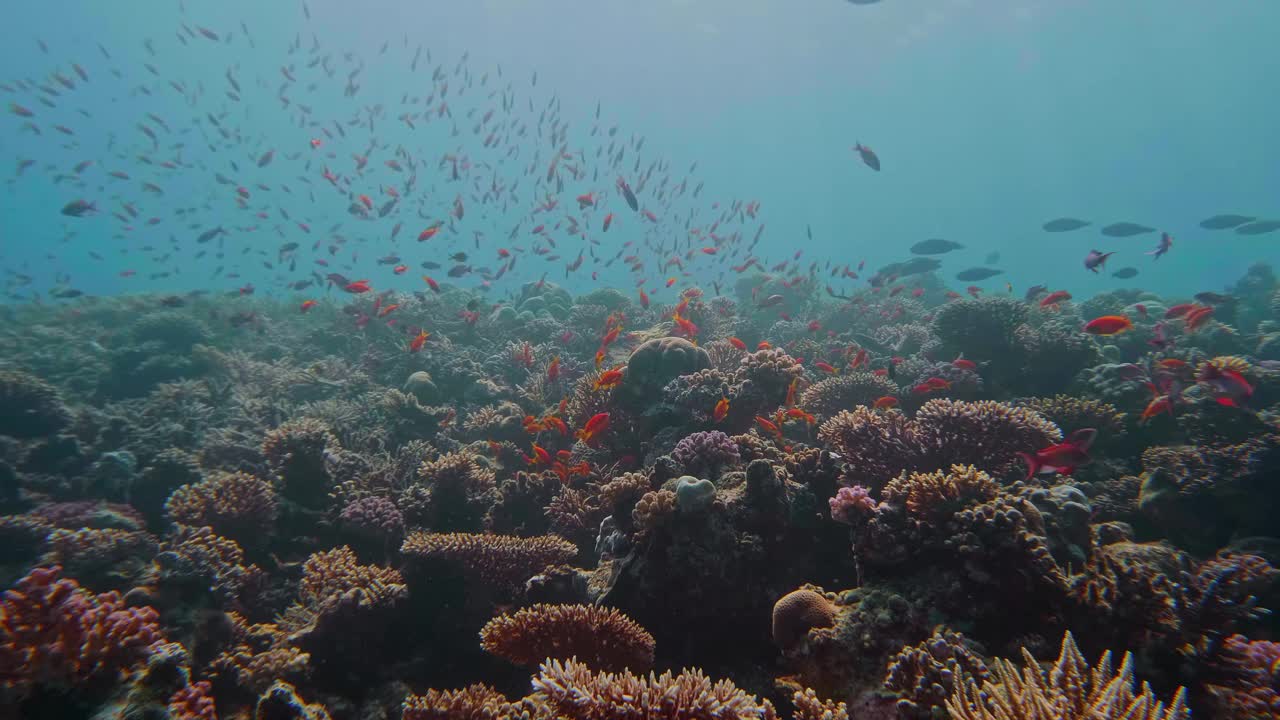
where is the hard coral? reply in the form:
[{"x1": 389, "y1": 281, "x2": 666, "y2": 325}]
[
  {"x1": 798, "y1": 372, "x2": 898, "y2": 419},
  {"x1": 531, "y1": 657, "x2": 779, "y2": 720},
  {"x1": 400, "y1": 451, "x2": 497, "y2": 531},
  {"x1": 480, "y1": 603, "x2": 656, "y2": 672},
  {"x1": 400, "y1": 531, "x2": 577, "y2": 596},
  {"x1": 164, "y1": 470, "x2": 278, "y2": 545},
  {"x1": 883, "y1": 627, "x2": 990, "y2": 720},
  {"x1": 0, "y1": 565, "x2": 166, "y2": 697},
  {"x1": 772, "y1": 587, "x2": 839, "y2": 653},
  {"x1": 0, "y1": 368, "x2": 72, "y2": 438},
  {"x1": 945, "y1": 631, "x2": 1189, "y2": 720},
  {"x1": 671, "y1": 430, "x2": 741, "y2": 477}
]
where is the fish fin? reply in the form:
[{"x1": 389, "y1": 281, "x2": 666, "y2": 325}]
[
  {"x1": 1068, "y1": 428, "x2": 1098, "y2": 452},
  {"x1": 1017, "y1": 452, "x2": 1039, "y2": 481}
]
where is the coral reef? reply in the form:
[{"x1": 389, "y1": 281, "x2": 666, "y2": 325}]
[{"x1": 479, "y1": 603, "x2": 655, "y2": 671}]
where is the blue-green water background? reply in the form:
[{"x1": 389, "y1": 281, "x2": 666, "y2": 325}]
[{"x1": 2, "y1": 0, "x2": 1278, "y2": 301}]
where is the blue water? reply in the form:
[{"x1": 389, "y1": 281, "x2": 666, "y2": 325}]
[{"x1": 2, "y1": 0, "x2": 1278, "y2": 301}]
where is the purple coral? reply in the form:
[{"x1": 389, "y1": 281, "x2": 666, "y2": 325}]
[
  {"x1": 829, "y1": 485, "x2": 880, "y2": 525},
  {"x1": 339, "y1": 496, "x2": 406, "y2": 545},
  {"x1": 670, "y1": 430, "x2": 740, "y2": 477}
]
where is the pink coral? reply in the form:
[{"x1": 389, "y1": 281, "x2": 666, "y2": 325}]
[{"x1": 0, "y1": 566, "x2": 166, "y2": 695}]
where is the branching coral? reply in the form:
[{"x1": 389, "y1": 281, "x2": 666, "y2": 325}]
[
  {"x1": 798, "y1": 372, "x2": 898, "y2": 419},
  {"x1": 480, "y1": 603, "x2": 656, "y2": 672},
  {"x1": 402, "y1": 684, "x2": 550, "y2": 720},
  {"x1": 0, "y1": 368, "x2": 72, "y2": 438},
  {"x1": 530, "y1": 657, "x2": 780, "y2": 719},
  {"x1": 261, "y1": 418, "x2": 339, "y2": 508},
  {"x1": 884, "y1": 627, "x2": 990, "y2": 719},
  {"x1": 818, "y1": 401, "x2": 1061, "y2": 488},
  {"x1": 0, "y1": 565, "x2": 166, "y2": 696},
  {"x1": 164, "y1": 470, "x2": 278, "y2": 545},
  {"x1": 399, "y1": 451, "x2": 497, "y2": 531},
  {"x1": 400, "y1": 532, "x2": 577, "y2": 596},
  {"x1": 945, "y1": 631, "x2": 1189, "y2": 720}
]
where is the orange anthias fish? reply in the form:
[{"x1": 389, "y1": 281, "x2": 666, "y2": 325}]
[
  {"x1": 784, "y1": 378, "x2": 800, "y2": 407},
  {"x1": 547, "y1": 356, "x2": 561, "y2": 382},
  {"x1": 344, "y1": 279, "x2": 371, "y2": 293},
  {"x1": 1140, "y1": 395, "x2": 1173, "y2": 422},
  {"x1": 713, "y1": 397, "x2": 729, "y2": 423},
  {"x1": 814, "y1": 361, "x2": 838, "y2": 375},
  {"x1": 785, "y1": 408, "x2": 815, "y2": 425},
  {"x1": 378, "y1": 303, "x2": 400, "y2": 317},
  {"x1": 594, "y1": 367, "x2": 624, "y2": 390},
  {"x1": 577, "y1": 412, "x2": 610, "y2": 445},
  {"x1": 728, "y1": 336, "x2": 747, "y2": 351},
  {"x1": 1083, "y1": 315, "x2": 1133, "y2": 336},
  {"x1": 409, "y1": 330, "x2": 430, "y2": 353},
  {"x1": 951, "y1": 355, "x2": 977, "y2": 371},
  {"x1": 423, "y1": 275, "x2": 441, "y2": 293},
  {"x1": 542, "y1": 416, "x2": 569, "y2": 436},
  {"x1": 300, "y1": 300, "x2": 318, "y2": 313},
  {"x1": 1184, "y1": 306, "x2": 1214, "y2": 331},
  {"x1": 873, "y1": 396, "x2": 899, "y2": 409},
  {"x1": 527, "y1": 443, "x2": 552, "y2": 466},
  {"x1": 1039, "y1": 290, "x2": 1072, "y2": 308},
  {"x1": 755, "y1": 415, "x2": 783, "y2": 441}
]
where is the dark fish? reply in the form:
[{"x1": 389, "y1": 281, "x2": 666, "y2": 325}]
[
  {"x1": 1023, "y1": 285, "x2": 1047, "y2": 301},
  {"x1": 869, "y1": 257, "x2": 941, "y2": 286},
  {"x1": 1101, "y1": 222, "x2": 1156, "y2": 237},
  {"x1": 449, "y1": 252, "x2": 468, "y2": 262},
  {"x1": 1111, "y1": 267, "x2": 1139, "y2": 279},
  {"x1": 421, "y1": 261, "x2": 441, "y2": 270},
  {"x1": 618, "y1": 178, "x2": 639, "y2": 212},
  {"x1": 1194, "y1": 292, "x2": 1236, "y2": 305},
  {"x1": 910, "y1": 238, "x2": 964, "y2": 255},
  {"x1": 852, "y1": 143, "x2": 880, "y2": 171},
  {"x1": 258, "y1": 149, "x2": 274, "y2": 167},
  {"x1": 1199, "y1": 214, "x2": 1254, "y2": 230},
  {"x1": 196, "y1": 226, "x2": 225, "y2": 243},
  {"x1": 955, "y1": 267, "x2": 1003, "y2": 282},
  {"x1": 1042, "y1": 218, "x2": 1090, "y2": 232},
  {"x1": 984, "y1": 251, "x2": 1001, "y2": 264},
  {"x1": 158, "y1": 295, "x2": 186, "y2": 307},
  {"x1": 448, "y1": 264, "x2": 471, "y2": 277},
  {"x1": 50, "y1": 287, "x2": 84, "y2": 298},
  {"x1": 61, "y1": 199, "x2": 95, "y2": 217},
  {"x1": 1235, "y1": 220, "x2": 1280, "y2": 236},
  {"x1": 377, "y1": 255, "x2": 401, "y2": 265}
]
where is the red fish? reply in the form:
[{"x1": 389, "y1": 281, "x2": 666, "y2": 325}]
[
  {"x1": 393, "y1": 264, "x2": 408, "y2": 275},
  {"x1": 952, "y1": 356, "x2": 977, "y2": 371},
  {"x1": 1196, "y1": 363, "x2": 1253, "y2": 407},
  {"x1": 344, "y1": 280, "x2": 371, "y2": 293},
  {"x1": 422, "y1": 276, "x2": 440, "y2": 293},
  {"x1": 1039, "y1": 290, "x2": 1071, "y2": 308},
  {"x1": 713, "y1": 397, "x2": 729, "y2": 423},
  {"x1": 1018, "y1": 428, "x2": 1096, "y2": 479},
  {"x1": 1184, "y1": 306, "x2": 1214, "y2": 331},
  {"x1": 547, "y1": 356, "x2": 561, "y2": 382},
  {"x1": 728, "y1": 337, "x2": 747, "y2": 351},
  {"x1": 577, "y1": 412, "x2": 610, "y2": 445},
  {"x1": 639, "y1": 289, "x2": 650, "y2": 309},
  {"x1": 1164, "y1": 303, "x2": 1195, "y2": 319},
  {"x1": 1083, "y1": 315, "x2": 1133, "y2": 336},
  {"x1": 409, "y1": 330, "x2": 430, "y2": 352},
  {"x1": 300, "y1": 300, "x2": 318, "y2": 313},
  {"x1": 594, "y1": 368, "x2": 624, "y2": 390},
  {"x1": 1140, "y1": 395, "x2": 1173, "y2": 422},
  {"x1": 602, "y1": 213, "x2": 614, "y2": 232},
  {"x1": 873, "y1": 396, "x2": 898, "y2": 409}
]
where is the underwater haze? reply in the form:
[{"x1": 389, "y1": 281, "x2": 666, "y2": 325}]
[{"x1": 3, "y1": 2, "x2": 1280, "y2": 720}]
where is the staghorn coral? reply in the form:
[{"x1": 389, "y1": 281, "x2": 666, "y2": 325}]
[
  {"x1": 799, "y1": 372, "x2": 899, "y2": 419},
  {"x1": 164, "y1": 470, "x2": 277, "y2": 545},
  {"x1": 670, "y1": 430, "x2": 741, "y2": 477},
  {"x1": 0, "y1": 565, "x2": 166, "y2": 696},
  {"x1": 0, "y1": 368, "x2": 72, "y2": 438},
  {"x1": 480, "y1": 603, "x2": 656, "y2": 672},
  {"x1": 530, "y1": 657, "x2": 779, "y2": 720},
  {"x1": 400, "y1": 531, "x2": 577, "y2": 596},
  {"x1": 402, "y1": 684, "x2": 551, "y2": 720},
  {"x1": 209, "y1": 613, "x2": 311, "y2": 695},
  {"x1": 883, "y1": 627, "x2": 990, "y2": 720},
  {"x1": 945, "y1": 631, "x2": 1189, "y2": 720}
]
